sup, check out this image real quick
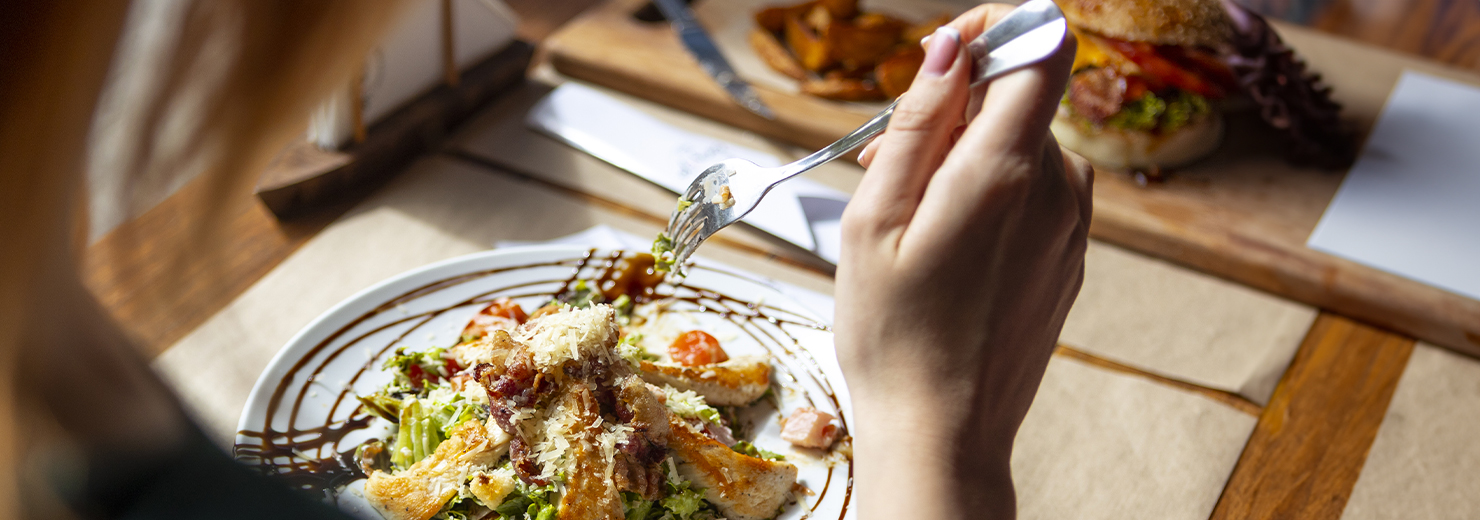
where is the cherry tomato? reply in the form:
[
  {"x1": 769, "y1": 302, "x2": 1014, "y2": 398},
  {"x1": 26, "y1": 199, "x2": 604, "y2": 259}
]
[
  {"x1": 668, "y1": 331, "x2": 729, "y2": 366},
  {"x1": 462, "y1": 298, "x2": 528, "y2": 340},
  {"x1": 407, "y1": 364, "x2": 429, "y2": 388},
  {"x1": 485, "y1": 298, "x2": 528, "y2": 323}
]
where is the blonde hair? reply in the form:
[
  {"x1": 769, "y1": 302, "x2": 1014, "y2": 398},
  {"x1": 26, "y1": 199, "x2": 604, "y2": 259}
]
[{"x1": 0, "y1": 1, "x2": 411, "y2": 515}]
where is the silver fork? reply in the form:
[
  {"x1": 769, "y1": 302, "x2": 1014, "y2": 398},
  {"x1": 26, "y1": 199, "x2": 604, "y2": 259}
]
[{"x1": 657, "y1": 0, "x2": 1068, "y2": 272}]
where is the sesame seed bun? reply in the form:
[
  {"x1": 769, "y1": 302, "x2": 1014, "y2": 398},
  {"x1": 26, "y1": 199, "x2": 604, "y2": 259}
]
[{"x1": 1056, "y1": 0, "x2": 1234, "y2": 47}]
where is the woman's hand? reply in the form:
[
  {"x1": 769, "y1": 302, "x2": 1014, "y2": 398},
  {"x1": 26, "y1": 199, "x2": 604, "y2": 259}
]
[{"x1": 834, "y1": 5, "x2": 1091, "y2": 520}]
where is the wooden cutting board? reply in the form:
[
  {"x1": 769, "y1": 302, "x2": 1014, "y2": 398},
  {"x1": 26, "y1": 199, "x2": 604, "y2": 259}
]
[{"x1": 543, "y1": 0, "x2": 1480, "y2": 359}]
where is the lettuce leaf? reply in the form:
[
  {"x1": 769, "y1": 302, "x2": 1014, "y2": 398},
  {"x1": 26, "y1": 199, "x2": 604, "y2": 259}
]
[
  {"x1": 1105, "y1": 90, "x2": 1210, "y2": 134},
  {"x1": 730, "y1": 440, "x2": 785, "y2": 461},
  {"x1": 494, "y1": 482, "x2": 559, "y2": 520},
  {"x1": 652, "y1": 233, "x2": 676, "y2": 273},
  {"x1": 389, "y1": 388, "x2": 479, "y2": 469},
  {"x1": 660, "y1": 487, "x2": 706, "y2": 520}
]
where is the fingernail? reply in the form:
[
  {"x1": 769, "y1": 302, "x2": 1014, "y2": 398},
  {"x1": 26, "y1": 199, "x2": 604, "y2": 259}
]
[
  {"x1": 919, "y1": 26, "x2": 960, "y2": 77},
  {"x1": 919, "y1": 35, "x2": 931, "y2": 48}
]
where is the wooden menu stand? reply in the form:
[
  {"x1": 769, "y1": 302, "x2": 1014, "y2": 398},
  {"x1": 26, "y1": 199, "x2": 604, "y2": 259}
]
[{"x1": 255, "y1": 41, "x2": 535, "y2": 218}]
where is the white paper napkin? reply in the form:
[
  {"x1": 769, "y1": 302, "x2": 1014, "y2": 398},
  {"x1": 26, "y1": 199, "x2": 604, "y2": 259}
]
[
  {"x1": 525, "y1": 83, "x2": 849, "y2": 264},
  {"x1": 1308, "y1": 71, "x2": 1480, "y2": 300}
]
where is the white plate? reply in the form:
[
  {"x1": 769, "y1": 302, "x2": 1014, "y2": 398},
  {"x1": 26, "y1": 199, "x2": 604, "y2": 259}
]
[{"x1": 234, "y1": 246, "x2": 854, "y2": 520}]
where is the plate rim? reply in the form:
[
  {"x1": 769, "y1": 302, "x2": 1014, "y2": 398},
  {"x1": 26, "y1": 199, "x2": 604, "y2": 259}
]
[{"x1": 234, "y1": 244, "x2": 837, "y2": 442}]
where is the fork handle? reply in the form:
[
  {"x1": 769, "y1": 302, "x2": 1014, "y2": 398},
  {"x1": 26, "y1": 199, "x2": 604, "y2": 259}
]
[{"x1": 778, "y1": 99, "x2": 899, "y2": 179}]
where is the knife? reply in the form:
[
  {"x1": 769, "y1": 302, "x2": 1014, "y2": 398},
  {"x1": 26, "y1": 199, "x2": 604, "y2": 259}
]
[{"x1": 650, "y1": 0, "x2": 776, "y2": 120}]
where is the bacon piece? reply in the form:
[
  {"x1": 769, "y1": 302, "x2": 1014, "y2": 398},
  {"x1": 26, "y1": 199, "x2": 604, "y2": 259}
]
[
  {"x1": 780, "y1": 407, "x2": 838, "y2": 449},
  {"x1": 1067, "y1": 68, "x2": 1127, "y2": 123},
  {"x1": 612, "y1": 378, "x2": 675, "y2": 501},
  {"x1": 473, "y1": 348, "x2": 554, "y2": 486},
  {"x1": 613, "y1": 451, "x2": 666, "y2": 501},
  {"x1": 617, "y1": 378, "x2": 674, "y2": 445}
]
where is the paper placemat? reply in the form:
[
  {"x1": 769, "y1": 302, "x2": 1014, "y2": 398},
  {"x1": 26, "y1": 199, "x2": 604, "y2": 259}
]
[
  {"x1": 1015, "y1": 355, "x2": 1257, "y2": 520},
  {"x1": 1341, "y1": 343, "x2": 1480, "y2": 519},
  {"x1": 1060, "y1": 242, "x2": 1318, "y2": 404}
]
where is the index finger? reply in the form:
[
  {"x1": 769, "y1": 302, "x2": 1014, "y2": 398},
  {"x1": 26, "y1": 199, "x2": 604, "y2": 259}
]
[
  {"x1": 899, "y1": 9, "x2": 1078, "y2": 239},
  {"x1": 944, "y1": 3, "x2": 1017, "y2": 46}
]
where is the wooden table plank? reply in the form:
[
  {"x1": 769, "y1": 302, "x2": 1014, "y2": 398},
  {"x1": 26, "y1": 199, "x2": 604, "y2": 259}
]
[
  {"x1": 1211, "y1": 312, "x2": 1415, "y2": 520},
  {"x1": 81, "y1": 0, "x2": 608, "y2": 357},
  {"x1": 82, "y1": 176, "x2": 351, "y2": 357},
  {"x1": 1242, "y1": 0, "x2": 1480, "y2": 73}
]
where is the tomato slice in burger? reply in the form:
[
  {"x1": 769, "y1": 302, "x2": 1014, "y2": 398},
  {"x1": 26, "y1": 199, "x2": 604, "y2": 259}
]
[{"x1": 1101, "y1": 39, "x2": 1226, "y2": 99}]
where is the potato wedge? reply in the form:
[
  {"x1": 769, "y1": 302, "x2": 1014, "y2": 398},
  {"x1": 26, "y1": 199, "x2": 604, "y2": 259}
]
[
  {"x1": 801, "y1": 76, "x2": 885, "y2": 101},
  {"x1": 875, "y1": 46, "x2": 925, "y2": 98},
  {"x1": 756, "y1": 0, "x2": 948, "y2": 102},
  {"x1": 816, "y1": 0, "x2": 859, "y2": 19},
  {"x1": 825, "y1": 20, "x2": 902, "y2": 68},
  {"x1": 750, "y1": 28, "x2": 808, "y2": 80},
  {"x1": 785, "y1": 14, "x2": 833, "y2": 72},
  {"x1": 902, "y1": 14, "x2": 952, "y2": 46},
  {"x1": 754, "y1": 2, "x2": 816, "y2": 33}
]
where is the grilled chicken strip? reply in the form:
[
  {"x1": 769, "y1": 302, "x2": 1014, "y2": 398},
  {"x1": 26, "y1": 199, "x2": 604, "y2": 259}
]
[
  {"x1": 617, "y1": 376, "x2": 797, "y2": 520},
  {"x1": 637, "y1": 355, "x2": 771, "y2": 406},
  {"x1": 363, "y1": 418, "x2": 511, "y2": 520},
  {"x1": 665, "y1": 414, "x2": 798, "y2": 520},
  {"x1": 554, "y1": 385, "x2": 626, "y2": 520},
  {"x1": 450, "y1": 329, "x2": 522, "y2": 367}
]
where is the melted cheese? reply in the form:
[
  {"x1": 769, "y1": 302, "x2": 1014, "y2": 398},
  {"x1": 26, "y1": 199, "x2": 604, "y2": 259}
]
[{"x1": 1070, "y1": 28, "x2": 1139, "y2": 75}]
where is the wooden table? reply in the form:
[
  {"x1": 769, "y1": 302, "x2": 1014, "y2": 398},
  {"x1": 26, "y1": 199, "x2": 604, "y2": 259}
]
[{"x1": 82, "y1": 1, "x2": 1472, "y2": 519}]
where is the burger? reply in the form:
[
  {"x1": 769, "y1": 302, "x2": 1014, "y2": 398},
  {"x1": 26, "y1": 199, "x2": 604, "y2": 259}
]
[{"x1": 1050, "y1": 0, "x2": 1241, "y2": 171}]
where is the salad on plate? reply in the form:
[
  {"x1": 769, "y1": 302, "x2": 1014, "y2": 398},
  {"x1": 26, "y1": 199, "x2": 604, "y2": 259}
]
[{"x1": 348, "y1": 254, "x2": 844, "y2": 520}]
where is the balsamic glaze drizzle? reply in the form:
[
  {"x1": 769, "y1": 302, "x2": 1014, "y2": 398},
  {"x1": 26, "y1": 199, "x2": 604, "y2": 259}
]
[{"x1": 234, "y1": 251, "x2": 850, "y2": 518}]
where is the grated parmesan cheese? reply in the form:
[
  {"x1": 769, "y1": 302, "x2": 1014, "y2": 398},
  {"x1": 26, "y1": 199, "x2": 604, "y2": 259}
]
[
  {"x1": 517, "y1": 305, "x2": 619, "y2": 371},
  {"x1": 595, "y1": 422, "x2": 636, "y2": 483}
]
